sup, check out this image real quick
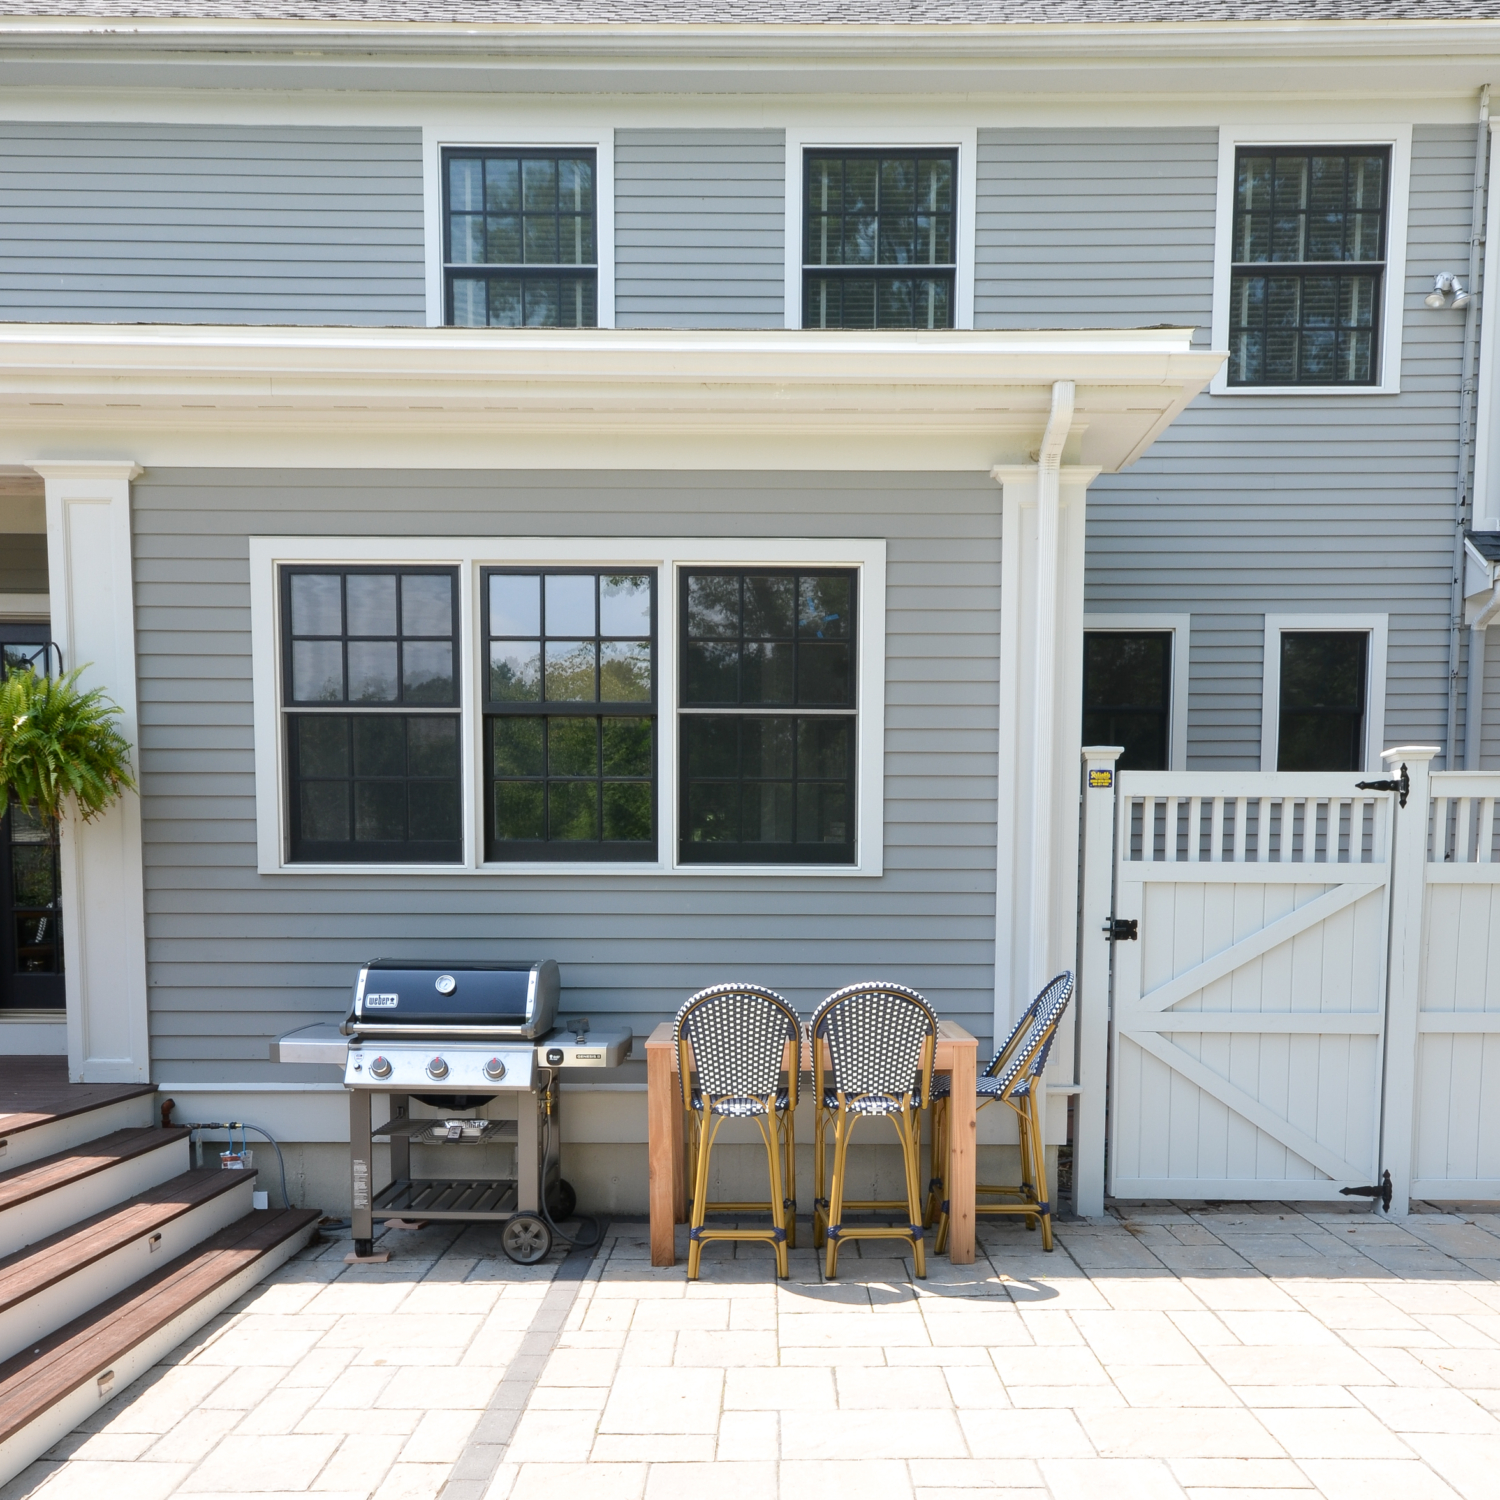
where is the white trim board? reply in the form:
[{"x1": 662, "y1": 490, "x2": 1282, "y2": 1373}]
[
  {"x1": 1260, "y1": 612, "x2": 1389, "y2": 773},
  {"x1": 1209, "y1": 123, "x2": 1413, "y2": 398},
  {"x1": 422, "y1": 126, "x2": 615, "y2": 331},
  {"x1": 250, "y1": 535, "x2": 886, "y2": 878},
  {"x1": 782, "y1": 125, "x2": 978, "y2": 332},
  {"x1": 1083, "y1": 613, "x2": 1191, "y2": 771}
]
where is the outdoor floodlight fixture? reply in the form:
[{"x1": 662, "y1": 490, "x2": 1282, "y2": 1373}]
[{"x1": 1426, "y1": 271, "x2": 1471, "y2": 309}]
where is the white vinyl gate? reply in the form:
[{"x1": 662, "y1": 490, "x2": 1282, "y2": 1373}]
[{"x1": 1084, "y1": 749, "x2": 1500, "y2": 1214}]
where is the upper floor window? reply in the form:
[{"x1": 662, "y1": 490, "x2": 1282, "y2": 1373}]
[
  {"x1": 803, "y1": 151, "x2": 956, "y2": 330},
  {"x1": 444, "y1": 148, "x2": 597, "y2": 329},
  {"x1": 1228, "y1": 147, "x2": 1388, "y2": 386}
]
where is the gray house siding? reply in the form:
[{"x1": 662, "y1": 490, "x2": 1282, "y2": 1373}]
[
  {"x1": 614, "y1": 129, "x2": 785, "y2": 328},
  {"x1": 0, "y1": 534, "x2": 46, "y2": 593},
  {"x1": 977, "y1": 125, "x2": 1469, "y2": 767},
  {"x1": 0, "y1": 123, "x2": 426, "y2": 325},
  {"x1": 131, "y1": 469, "x2": 1000, "y2": 1080}
]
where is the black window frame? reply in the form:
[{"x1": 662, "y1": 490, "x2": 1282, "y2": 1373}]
[
  {"x1": 1082, "y1": 631, "x2": 1173, "y2": 773},
  {"x1": 1276, "y1": 630, "x2": 1369, "y2": 773},
  {"x1": 443, "y1": 146, "x2": 599, "y2": 329},
  {"x1": 482, "y1": 567, "x2": 658, "y2": 864},
  {"x1": 678, "y1": 568, "x2": 858, "y2": 866},
  {"x1": 1228, "y1": 145, "x2": 1390, "y2": 388},
  {"x1": 280, "y1": 565, "x2": 463, "y2": 865},
  {"x1": 802, "y1": 149, "x2": 958, "y2": 331}
]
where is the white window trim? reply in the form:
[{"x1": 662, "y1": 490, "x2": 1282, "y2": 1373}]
[
  {"x1": 1083, "y1": 613, "x2": 1191, "y2": 771},
  {"x1": 250, "y1": 536, "x2": 886, "y2": 877},
  {"x1": 1209, "y1": 123, "x2": 1412, "y2": 397},
  {"x1": 422, "y1": 126, "x2": 616, "y2": 330},
  {"x1": 1260, "y1": 612, "x2": 1389, "y2": 774},
  {"x1": 783, "y1": 125, "x2": 977, "y2": 332}
]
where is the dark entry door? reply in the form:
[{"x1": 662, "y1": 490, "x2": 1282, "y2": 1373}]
[{"x1": 1, "y1": 627, "x2": 63, "y2": 1011}]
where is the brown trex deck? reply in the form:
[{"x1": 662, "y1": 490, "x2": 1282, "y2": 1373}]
[{"x1": 0, "y1": 1057, "x2": 154, "y2": 1142}]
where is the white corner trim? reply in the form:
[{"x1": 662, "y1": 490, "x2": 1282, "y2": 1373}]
[
  {"x1": 1083, "y1": 613, "x2": 1191, "y2": 771},
  {"x1": 1260, "y1": 612, "x2": 1389, "y2": 774},
  {"x1": 783, "y1": 125, "x2": 978, "y2": 331},
  {"x1": 249, "y1": 535, "x2": 886, "y2": 879},
  {"x1": 1209, "y1": 123, "x2": 1412, "y2": 398},
  {"x1": 421, "y1": 127, "x2": 615, "y2": 331}
]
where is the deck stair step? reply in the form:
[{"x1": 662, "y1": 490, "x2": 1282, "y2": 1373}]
[
  {"x1": 0, "y1": 1063, "x2": 156, "y2": 1173},
  {"x1": 0, "y1": 1207, "x2": 320, "y2": 1486},
  {"x1": 0, "y1": 1167, "x2": 257, "y2": 1365},
  {"x1": 0, "y1": 1128, "x2": 191, "y2": 1259}
]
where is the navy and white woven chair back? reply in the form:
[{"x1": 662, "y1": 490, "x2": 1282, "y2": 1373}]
[
  {"x1": 992, "y1": 971, "x2": 1075, "y2": 1098},
  {"x1": 673, "y1": 984, "x2": 799, "y2": 1108},
  {"x1": 813, "y1": 982, "x2": 937, "y2": 1108}
]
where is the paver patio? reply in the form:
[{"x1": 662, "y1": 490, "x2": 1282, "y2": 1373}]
[{"x1": 6, "y1": 1202, "x2": 1500, "y2": 1500}]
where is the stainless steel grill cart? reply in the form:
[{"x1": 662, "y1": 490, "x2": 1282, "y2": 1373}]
[{"x1": 274, "y1": 959, "x2": 629, "y2": 1263}]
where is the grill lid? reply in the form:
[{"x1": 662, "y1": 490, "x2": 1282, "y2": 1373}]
[{"x1": 351, "y1": 960, "x2": 558, "y2": 1034}]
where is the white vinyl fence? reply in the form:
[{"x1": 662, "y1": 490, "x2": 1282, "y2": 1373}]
[{"x1": 1074, "y1": 747, "x2": 1500, "y2": 1217}]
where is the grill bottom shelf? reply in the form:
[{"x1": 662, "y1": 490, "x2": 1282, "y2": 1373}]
[{"x1": 373, "y1": 1177, "x2": 520, "y2": 1219}]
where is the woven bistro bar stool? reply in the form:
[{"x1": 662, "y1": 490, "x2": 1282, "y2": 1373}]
[
  {"x1": 673, "y1": 982, "x2": 801, "y2": 1280},
  {"x1": 929, "y1": 971, "x2": 1075, "y2": 1254},
  {"x1": 810, "y1": 981, "x2": 937, "y2": 1279}
]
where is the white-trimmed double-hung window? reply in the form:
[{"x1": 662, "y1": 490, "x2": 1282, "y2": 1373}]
[{"x1": 251, "y1": 539, "x2": 885, "y2": 876}]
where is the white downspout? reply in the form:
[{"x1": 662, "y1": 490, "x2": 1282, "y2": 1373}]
[{"x1": 1028, "y1": 380, "x2": 1076, "y2": 988}]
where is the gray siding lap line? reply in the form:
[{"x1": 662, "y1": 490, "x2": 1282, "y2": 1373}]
[
  {"x1": 130, "y1": 469, "x2": 1000, "y2": 1081},
  {"x1": 975, "y1": 125, "x2": 1469, "y2": 768},
  {"x1": 0, "y1": 123, "x2": 426, "y2": 325},
  {"x1": 613, "y1": 129, "x2": 785, "y2": 329}
]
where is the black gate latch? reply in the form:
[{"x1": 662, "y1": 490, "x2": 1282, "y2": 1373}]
[
  {"x1": 1339, "y1": 1169, "x2": 1393, "y2": 1212},
  {"x1": 1104, "y1": 918, "x2": 1138, "y2": 942},
  {"x1": 1355, "y1": 763, "x2": 1409, "y2": 808}
]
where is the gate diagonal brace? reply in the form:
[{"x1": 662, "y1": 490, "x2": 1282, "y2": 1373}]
[{"x1": 1339, "y1": 1169, "x2": 1394, "y2": 1213}]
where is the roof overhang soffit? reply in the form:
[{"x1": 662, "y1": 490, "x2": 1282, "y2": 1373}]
[{"x1": 0, "y1": 325, "x2": 1222, "y2": 474}]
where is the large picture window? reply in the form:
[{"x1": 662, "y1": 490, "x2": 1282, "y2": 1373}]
[
  {"x1": 803, "y1": 151, "x2": 957, "y2": 330},
  {"x1": 281, "y1": 567, "x2": 461, "y2": 863},
  {"x1": 679, "y1": 570, "x2": 856, "y2": 864},
  {"x1": 1228, "y1": 147, "x2": 1389, "y2": 386},
  {"x1": 483, "y1": 570, "x2": 656, "y2": 861},
  {"x1": 444, "y1": 148, "x2": 597, "y2": 329}
]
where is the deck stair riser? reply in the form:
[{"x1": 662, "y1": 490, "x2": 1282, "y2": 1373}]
[
  {"x1": 0, "y1": 1130, "x2": 191, "y2": 1261},
  {"x1": 0, "y1": 1096, "x2": 156, "y2": 1173},
  {"x1": 0, "y1": 1208, "x2": 319, "y2": 1488},
  {"x1": 0, "y1": 1169, "x2": 256, "y2": 1366}
]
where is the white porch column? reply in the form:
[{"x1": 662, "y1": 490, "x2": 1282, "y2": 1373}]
[
  {"x1": 28, "y1": 460, "x2": 149, "y2": 1083},
  {"x1": 992, "y1": 399, "x2": 1102, "y2": 1039}
]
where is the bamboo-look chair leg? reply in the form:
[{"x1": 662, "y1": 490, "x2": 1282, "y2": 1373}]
[
  {"x1": 686, "y1": 1111, "x2": 720, "y2": 1281},
  {"x1": 933, "y1": 1105, "x2": 951, "y2": 1256},
  {"x1": 924, "y1": 1095, "x2": 947, "y2": 1229},
  {"x1": 1016, "y1": 1096, "x2": 1043, "y2": 1233},
  {"x1": 900, "y1": 1105, "x2": 927, "y2": 1279},
  {"x1": 757, "y1": 1112, "x2": 790, "y2": 1278},
  {"x1": 825, "y1": 1111, "x2": 852, "y2": 1278},
  {"x1": 781, "y1": 1106, "x2": 798, "y2": 1251},
  {"x1": 812, "y1": 1104, "x2": 829, "y2": 1249},
  {"x1": 1027, "y1": 1089, "x2": 1054, "y2": 1251}
]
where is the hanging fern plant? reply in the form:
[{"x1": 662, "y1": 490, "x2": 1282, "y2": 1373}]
[{"x1": 0, "y1": 666, "x2": 136, "y2": 824}]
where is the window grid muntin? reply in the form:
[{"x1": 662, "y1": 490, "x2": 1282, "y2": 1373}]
[
  {"x1": 279, "y1": 566, "x2": 462, "y2": 864},
  {"x1": 443, "y1": 147, "x2": 598, "y2": 329},
  {"x1": 483, "y1": 567, "x2": 658, "y2": 862},
  {"x1": 1229, "y1": 146, "x2": 1389, "y2": 387},
  {"x1": 802, "y1": 149, "x2": 958, "y2": 330},
  {"x1": 679, "y1": 569, "x2": 857, "y2": 865}
]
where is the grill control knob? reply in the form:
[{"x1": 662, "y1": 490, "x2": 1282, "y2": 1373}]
[
  {"x1": 369, "y1": 1056, "x2": 392, "y2": 1080},
  {"x1": 426, "y1": 1056, "x2": 449, "y2": 1080},
  {"x1": 484, "y1": 1057, "x2": 506, "y2": 1081},
  {"x1": 435, "y1": 974, "x2": 457, "y2": 996}
]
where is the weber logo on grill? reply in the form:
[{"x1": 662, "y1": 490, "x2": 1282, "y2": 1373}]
[{"x1": 365, "y1": 994, "x2": 400, "y2": 1009}]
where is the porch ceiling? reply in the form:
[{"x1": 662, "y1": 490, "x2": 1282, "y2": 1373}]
[{"x1": 0, "y1": 324, "x2": 1222, "y2": 473}]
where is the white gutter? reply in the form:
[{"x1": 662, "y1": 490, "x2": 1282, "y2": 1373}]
[{"x1": 1027, "y1": 378, "x2": 1075, "y2": 989}]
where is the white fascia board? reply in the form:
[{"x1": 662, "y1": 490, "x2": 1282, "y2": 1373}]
[
  {"x1": 1209, "y1": 122, "x2": 1412, "y2": 398},
  {"x1": 250, "y1": 534, "x2": 885, "y2": 880}
]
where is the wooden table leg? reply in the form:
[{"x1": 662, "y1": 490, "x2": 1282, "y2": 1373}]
[
  {"x1": 947, "y1": 1040, "x2": 977, "y2": 1264},
  {"x1": 647, "y1": 1039, "x2": 678, "y2": 1267}
]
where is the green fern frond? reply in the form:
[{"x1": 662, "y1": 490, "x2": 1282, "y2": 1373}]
[{"x1": 0, "y1": 666, "x2": 136, "y2": 825}]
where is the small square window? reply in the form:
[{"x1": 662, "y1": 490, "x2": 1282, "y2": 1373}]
[{"x1": 1277, "y1": 631, "x2": 1368, "y2": 772}]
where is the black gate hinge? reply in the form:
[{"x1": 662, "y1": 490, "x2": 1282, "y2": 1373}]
[
  {"x1": 1339, "y1": 1169, "x2": 1393, "y2": 1213},
  {"x1": 1104, "y1": 918, "x2": 1138, "y2": 942},
  {"x1": 1355, "y1": 763, "x2": 1409, "y2": 808}
]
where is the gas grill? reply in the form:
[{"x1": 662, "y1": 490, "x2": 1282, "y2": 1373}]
[{"x1": 273, "y1": 959, "x2": 629, "y2": 1264}]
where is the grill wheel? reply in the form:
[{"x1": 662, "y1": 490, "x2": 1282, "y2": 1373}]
[{"x1": 501, "y1": 1213, "x2": 552, "y2": 1265}]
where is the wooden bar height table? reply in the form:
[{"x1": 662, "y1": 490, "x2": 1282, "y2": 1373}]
[{"x1": 645, "y1": 1017, "x2": 978, "y2": 1267}]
